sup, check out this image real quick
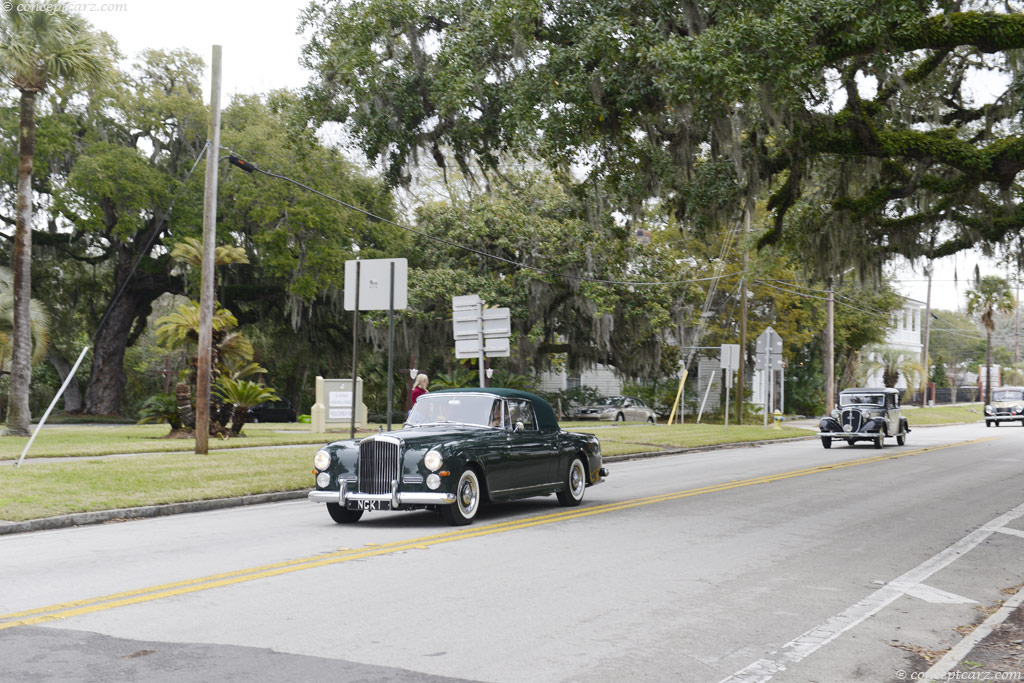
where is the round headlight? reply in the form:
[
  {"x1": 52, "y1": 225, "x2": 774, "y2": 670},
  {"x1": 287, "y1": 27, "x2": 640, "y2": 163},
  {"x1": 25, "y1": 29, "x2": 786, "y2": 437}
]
[
  {"x1": 1015, "y1": 405, "x2": 1024, "y2": 414},
  {"x1": 314, "y1": 450, "x2": 331, "y2": 471},
  {"x1": 830, "y1": 409, "x2": 840, "y2": 419},
  {"x1": 985, "y1": 405, "x2": 994, "y2": 415},
  {"x1": 426, "y1": 473, "x2": 441, "y2": 490},
  {"x1": 424, "y1": 449, "x2": 443, "y2": 472},
  {"x1": 316, "y1": 472, "x2": 331, "y2": 488}
]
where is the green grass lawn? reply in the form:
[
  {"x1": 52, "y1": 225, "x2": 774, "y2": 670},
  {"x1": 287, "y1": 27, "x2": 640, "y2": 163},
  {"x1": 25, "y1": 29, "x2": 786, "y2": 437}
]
[
  {"x1": 0, "y1": 422, "x2": 380, "y2": 461},
  {"x1": 1, "y1": 447, "x2": 312, "y2": 522},
  {"x1": 901, "y1": 403, "x2": 984, "y2": 425}
]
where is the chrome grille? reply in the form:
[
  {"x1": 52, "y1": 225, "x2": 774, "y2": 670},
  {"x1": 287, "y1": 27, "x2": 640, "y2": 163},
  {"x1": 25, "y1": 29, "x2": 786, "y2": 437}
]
[
  {"x1": 841, "y1": 408, "x2": 863, "y2": 433},
  {"x1": 995, "y1": 407, "x2": 1012, "y2": 415},
  {"x1": 358, "y1": 436, "x2": 401, "y2": 495}
]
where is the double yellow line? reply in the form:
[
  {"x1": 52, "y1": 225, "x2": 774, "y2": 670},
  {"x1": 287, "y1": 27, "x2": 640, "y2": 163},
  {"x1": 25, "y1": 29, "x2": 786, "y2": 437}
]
[{"x1": 0, "y1": 438, "x2": 989, "y2": 631}]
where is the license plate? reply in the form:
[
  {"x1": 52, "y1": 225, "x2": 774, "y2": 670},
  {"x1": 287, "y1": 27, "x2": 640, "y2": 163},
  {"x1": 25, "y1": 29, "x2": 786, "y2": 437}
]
[{"x1": 353, "y1": 499, "x2": 390, "y2": 511}]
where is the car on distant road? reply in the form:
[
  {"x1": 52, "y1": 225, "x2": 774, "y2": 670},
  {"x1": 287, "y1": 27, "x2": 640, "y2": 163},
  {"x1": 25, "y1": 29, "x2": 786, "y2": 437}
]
[
  {"x1": 818, "y1": 387, "x2": 910, "y2": 449},
  {"x1": 308, "y1": 388, "x2": 607, "y2": 525},
  {"x1": 569, "y1": 395, "x2": 657, "y2": 423},
  {"x1": 248, "y1": 400, "x2": 298, "y2": 423},
  {"x1": 984, "y1": 386, "x2": 1024, "y2": 427}
]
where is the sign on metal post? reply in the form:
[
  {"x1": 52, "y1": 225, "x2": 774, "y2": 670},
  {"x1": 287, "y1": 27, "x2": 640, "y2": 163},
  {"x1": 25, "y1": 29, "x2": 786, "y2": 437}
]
[
  {"x1": 756, "y1": 327, "x2": 784, "y2": 426},
  {"x1": 452, "y1": 297, "x2": 512, "y2": 382},
  {"x1": 721, "y1": 344, "x2": 739, "y2": 429},
  {"x1": 345, "y1": 258, "x2": 408, "y2": 432}
]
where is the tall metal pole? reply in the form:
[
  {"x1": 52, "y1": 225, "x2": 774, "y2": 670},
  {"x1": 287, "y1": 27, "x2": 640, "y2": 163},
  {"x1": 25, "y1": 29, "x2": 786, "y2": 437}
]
[
  {"x1": 350, "y1": 260, "x2": 361, "y2": 440},
  {"x1": 195, "y1": 45, "x2": 222, "y2": 455},
  {"x1": 825, "y1": 285, "x2": 835, "y2": 414},
  {"x1": 387, "y1": 262, "x2": 395, "y2": 431},
  {"x1": 920, "y1": 264, "x2": 933, "y2": 407}
]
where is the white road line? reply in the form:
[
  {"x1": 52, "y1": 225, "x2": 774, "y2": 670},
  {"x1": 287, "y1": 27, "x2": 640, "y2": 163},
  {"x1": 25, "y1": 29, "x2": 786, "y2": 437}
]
[
  {"x1": 718, "y1": 500, "x2": 1024, "y2": 683},
  {"x1": 923, "y1": 583, "x2": 1024, "y2": 681},
  {"x1": 899, "y1": 583, "x2": 978, "y2": 605}
]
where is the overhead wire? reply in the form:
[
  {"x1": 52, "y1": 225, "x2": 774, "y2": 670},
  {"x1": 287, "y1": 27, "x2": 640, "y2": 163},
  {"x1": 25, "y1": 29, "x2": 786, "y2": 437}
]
[{"x1": 220, "y1": 148, "x2": 743, "y2": 289}]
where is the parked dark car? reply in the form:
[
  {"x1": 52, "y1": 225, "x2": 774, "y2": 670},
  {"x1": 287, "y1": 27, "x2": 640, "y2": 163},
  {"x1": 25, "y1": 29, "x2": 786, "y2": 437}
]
[
  {"x1": 308, "y1": 388, "x2": 607, "y2": 526},
  {"x1": 248, "y1": 400, "x2": 298, "y2": 423},
  {"x1": 819, "y1": 387, "x2": 910, "y2": 449}
]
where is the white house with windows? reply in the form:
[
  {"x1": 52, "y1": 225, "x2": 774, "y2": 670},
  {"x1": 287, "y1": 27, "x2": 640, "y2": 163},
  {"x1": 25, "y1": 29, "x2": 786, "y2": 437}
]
[{"x1": 861, "y1": 297, "x2": 925, "y2": 390}]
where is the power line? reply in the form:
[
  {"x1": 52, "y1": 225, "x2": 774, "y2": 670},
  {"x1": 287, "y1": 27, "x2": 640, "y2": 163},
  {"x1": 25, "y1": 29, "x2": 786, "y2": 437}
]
[{"x1": 222, "y1": 150, "x2": 743, "y2": 289}]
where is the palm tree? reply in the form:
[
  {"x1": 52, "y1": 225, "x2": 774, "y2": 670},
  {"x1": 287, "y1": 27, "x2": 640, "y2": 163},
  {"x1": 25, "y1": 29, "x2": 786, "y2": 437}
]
[
  {"x1": 0, "y1": 266, "x2": 51, "y2": 371},
  {"x1": 0, "y1": 8, "x2": 108, "y2": 435},
  {"x1": 214, "y1": 378, "x2": 280, "y2": 435},
  {"x1": 966, "y1": 275, "x2": 1016, "y2": 405},
  {"x1": 858, "y1": 346, "x2": 923, "y2": 390}
]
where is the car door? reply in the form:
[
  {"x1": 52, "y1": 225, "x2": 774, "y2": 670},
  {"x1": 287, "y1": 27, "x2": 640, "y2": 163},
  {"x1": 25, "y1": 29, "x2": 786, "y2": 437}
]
[
  {"x1": 494, "y1": 398, "x2": 559, "y2": 496},
  {"x1": 886, "y1": 392, "x2": 901, "y2": 436}
]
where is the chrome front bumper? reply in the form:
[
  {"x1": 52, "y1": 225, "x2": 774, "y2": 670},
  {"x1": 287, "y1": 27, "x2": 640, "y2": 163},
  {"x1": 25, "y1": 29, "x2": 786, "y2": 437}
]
[
  {"x1": 307, "y1": 488, "x2": 456, "y2": 506},
  {"x1": 820, "y1": 431, "x2": 881, "y2": 439},
  {"x1": 986, "y1": 414, "x2": 1023, "y2": 422}
]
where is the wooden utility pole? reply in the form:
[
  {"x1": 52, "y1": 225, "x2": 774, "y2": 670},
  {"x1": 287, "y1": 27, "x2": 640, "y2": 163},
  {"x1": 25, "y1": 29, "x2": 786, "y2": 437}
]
[
  {"x1": 195, "y1": 45, "x2": 222, "y2": 455},
  {"x1": 736, "y1": 205, "x2": 750, "y2": 426},
  {"x1": 825, "y1": 285, "x2": 835, "y2": 414},
  {"x1": 920, "y1": 264, "x2": 933, "y2": 407}
]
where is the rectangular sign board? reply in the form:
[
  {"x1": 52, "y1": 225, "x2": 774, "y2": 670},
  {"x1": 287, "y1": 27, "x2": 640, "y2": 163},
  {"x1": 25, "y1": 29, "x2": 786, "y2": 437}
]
[
  {"x1": 453, "y1": 309, "x2": 483, "y2": 340},
  {"x1": 720, "y1": 343, "x2": 740, "y2": 371},
  {"x1": 455, "y1": 338, "x2": 482, "y2": 358},
  {"x1": 484, "y1": 337, "x2": 511, "y2": 357},
  {"x1": 344, "y1": 258, "x2": 408, "y2": 311},
  {"x1": 482, "y1": 307, "x2": 511, "y2": 338}
]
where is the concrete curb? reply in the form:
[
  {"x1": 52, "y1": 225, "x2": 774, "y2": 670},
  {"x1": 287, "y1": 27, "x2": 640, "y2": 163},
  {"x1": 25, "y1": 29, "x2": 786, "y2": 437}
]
[{"x1": 0, "y1": 490, "x2": 309, "y2": 536}]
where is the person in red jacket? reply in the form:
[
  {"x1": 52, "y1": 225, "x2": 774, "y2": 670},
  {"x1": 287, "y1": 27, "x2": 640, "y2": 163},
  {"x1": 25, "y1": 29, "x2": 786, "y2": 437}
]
[{"x1": 410, "y1": 373, "x2": 429, "y2": 408}]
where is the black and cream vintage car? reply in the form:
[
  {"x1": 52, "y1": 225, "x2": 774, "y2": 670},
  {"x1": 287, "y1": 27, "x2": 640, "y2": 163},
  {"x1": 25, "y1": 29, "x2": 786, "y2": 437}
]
[
  {"x1": 985, "y1": 386, "x2": 1024, "y2": 427},
  {"x1": 308, "y1": 388, "x2": 607, "y2": 526},
  {"x1": 818, "y1": 387, "x2": 910, "y2": 449}
]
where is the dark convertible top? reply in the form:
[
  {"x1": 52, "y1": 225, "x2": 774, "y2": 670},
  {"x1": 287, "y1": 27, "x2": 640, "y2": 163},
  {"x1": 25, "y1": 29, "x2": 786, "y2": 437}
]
[{"x1": 433, "y1": 387, "x2": 559, "y2": 431}]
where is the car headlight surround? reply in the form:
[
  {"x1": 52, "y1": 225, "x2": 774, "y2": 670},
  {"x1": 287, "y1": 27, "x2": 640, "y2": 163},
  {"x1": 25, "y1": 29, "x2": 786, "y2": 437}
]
[
  {"x1": 985, "y1": 405, "x2": 994, "y2": 415},
  {"x1": 316, "y1": 472, "x2": 331, "y2": 488},
  {"x1": 830, "y1": 409, "x2": 840, "y2": 419},
  {"x1": 314, "y1": 449, "x2": 331, "y2": 471},
  {"x1": 424, "y1": 449, "x2": 443, "y2": 472},
  {"x1": 1015, "y1": 404, "x2": 1024, "y2": 415},
  {"x1": 426, "y1": 473, "x2": 441, "y2": 490}
]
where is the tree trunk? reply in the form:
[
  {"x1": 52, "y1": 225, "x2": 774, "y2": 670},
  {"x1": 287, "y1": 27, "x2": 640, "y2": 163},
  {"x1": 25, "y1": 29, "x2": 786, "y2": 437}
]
[
  {"x1": 7, "y1": 90, "x2": 37, "y2": 436},
  {"x1": 47, "y1": 350, "x2": 84, "y2": 413},
  {"x1": 985, "y1": 330, "x2": 992, "y2": 405},
  {"x1": 83, "y1": 286, "x2": 139, "y2": 415}
]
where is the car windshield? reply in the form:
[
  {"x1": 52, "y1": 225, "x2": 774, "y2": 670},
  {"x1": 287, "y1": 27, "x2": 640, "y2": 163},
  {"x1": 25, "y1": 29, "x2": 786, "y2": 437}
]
[
  {"x1": 594, "y1": 397, "x2": 623, "y2": 406},
  {"x1": 406, "y1": 394, "x2": 495, "y2": 428},
  {"x1": 840, "y1": 393, "x2": 885, "y2": 407},
  {"x1": 993, "y1": 389, "x2": 1024, "y2": 402}
]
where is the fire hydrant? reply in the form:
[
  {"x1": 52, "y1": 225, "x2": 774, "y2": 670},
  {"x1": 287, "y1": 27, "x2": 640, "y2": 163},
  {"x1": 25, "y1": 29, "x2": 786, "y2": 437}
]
[{"x1": 772, "y1": 409, "x2": 783, "y2": 430}]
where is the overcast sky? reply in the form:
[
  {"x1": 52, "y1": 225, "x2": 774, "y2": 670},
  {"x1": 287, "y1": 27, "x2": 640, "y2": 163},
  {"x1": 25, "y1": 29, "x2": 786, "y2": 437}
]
[{"x1": 82, "y1": 2, "x2": 1014, "y2": 311}]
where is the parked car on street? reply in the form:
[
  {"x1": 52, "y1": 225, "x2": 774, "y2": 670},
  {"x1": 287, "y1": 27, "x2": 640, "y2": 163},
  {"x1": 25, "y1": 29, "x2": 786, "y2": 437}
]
[
  {"x1": 569, "y1": 395, "x2": 657, "y2": 423},
  {"x1": 985, "y1": 386, "x2": 1024, "y2": 427},
  {"x1": 818, "y1": 387, "x2": 910, "y2": 449},
  {"x1": 308, "y1": 388, "x2": 607, "y2": 526},
  {"x1": 248, "y1": 400, "x2": 298, "y2": 423}
]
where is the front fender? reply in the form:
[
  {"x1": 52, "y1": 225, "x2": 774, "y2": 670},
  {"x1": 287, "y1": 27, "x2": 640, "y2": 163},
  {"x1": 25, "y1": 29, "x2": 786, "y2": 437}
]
[{"x1": 819, "y1": 417, "x2": 841, "y2": 432}]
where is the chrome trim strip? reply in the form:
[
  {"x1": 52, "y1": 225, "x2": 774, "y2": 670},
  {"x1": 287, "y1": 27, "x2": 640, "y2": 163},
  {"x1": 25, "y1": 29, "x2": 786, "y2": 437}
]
[
  {"x1": 986, "y1": 415, "x2": 1022, "y2": 421},
  {"x1": 403, "y1": 475, "x2": 424, "y2": 484}
]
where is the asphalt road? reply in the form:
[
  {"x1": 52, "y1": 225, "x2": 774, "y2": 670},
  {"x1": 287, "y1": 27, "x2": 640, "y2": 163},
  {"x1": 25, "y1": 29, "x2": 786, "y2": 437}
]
[{"x1": 2, "y1": 423, "x2": 1023, "y2": 683}]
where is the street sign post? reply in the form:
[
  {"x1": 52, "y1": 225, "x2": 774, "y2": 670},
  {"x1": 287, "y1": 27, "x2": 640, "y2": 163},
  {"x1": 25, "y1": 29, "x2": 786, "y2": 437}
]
[
  {"x1": 756, "y1": 327, "x2": 784, "y2": 427},
  {"x1": 721, "y1": 343, "x2": 740, "y2": 430},
  {"x1": 345, "y1": 258, "x2": 408, "y2": 433},
  {"x1": 452, "y1": 297, "x2": 511, "y2": 385}
]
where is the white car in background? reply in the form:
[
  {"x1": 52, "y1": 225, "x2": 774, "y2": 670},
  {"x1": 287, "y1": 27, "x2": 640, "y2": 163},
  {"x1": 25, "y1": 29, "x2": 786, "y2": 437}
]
[{"x1": 570, "y1": 396, "x2": 657, "y2": 423}]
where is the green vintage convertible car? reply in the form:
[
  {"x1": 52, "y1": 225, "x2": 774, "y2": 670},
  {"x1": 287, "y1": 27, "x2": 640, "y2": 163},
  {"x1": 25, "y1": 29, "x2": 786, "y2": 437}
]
[{"x1": 308, "y1": 388, "x2": 607, "y2": 525}]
